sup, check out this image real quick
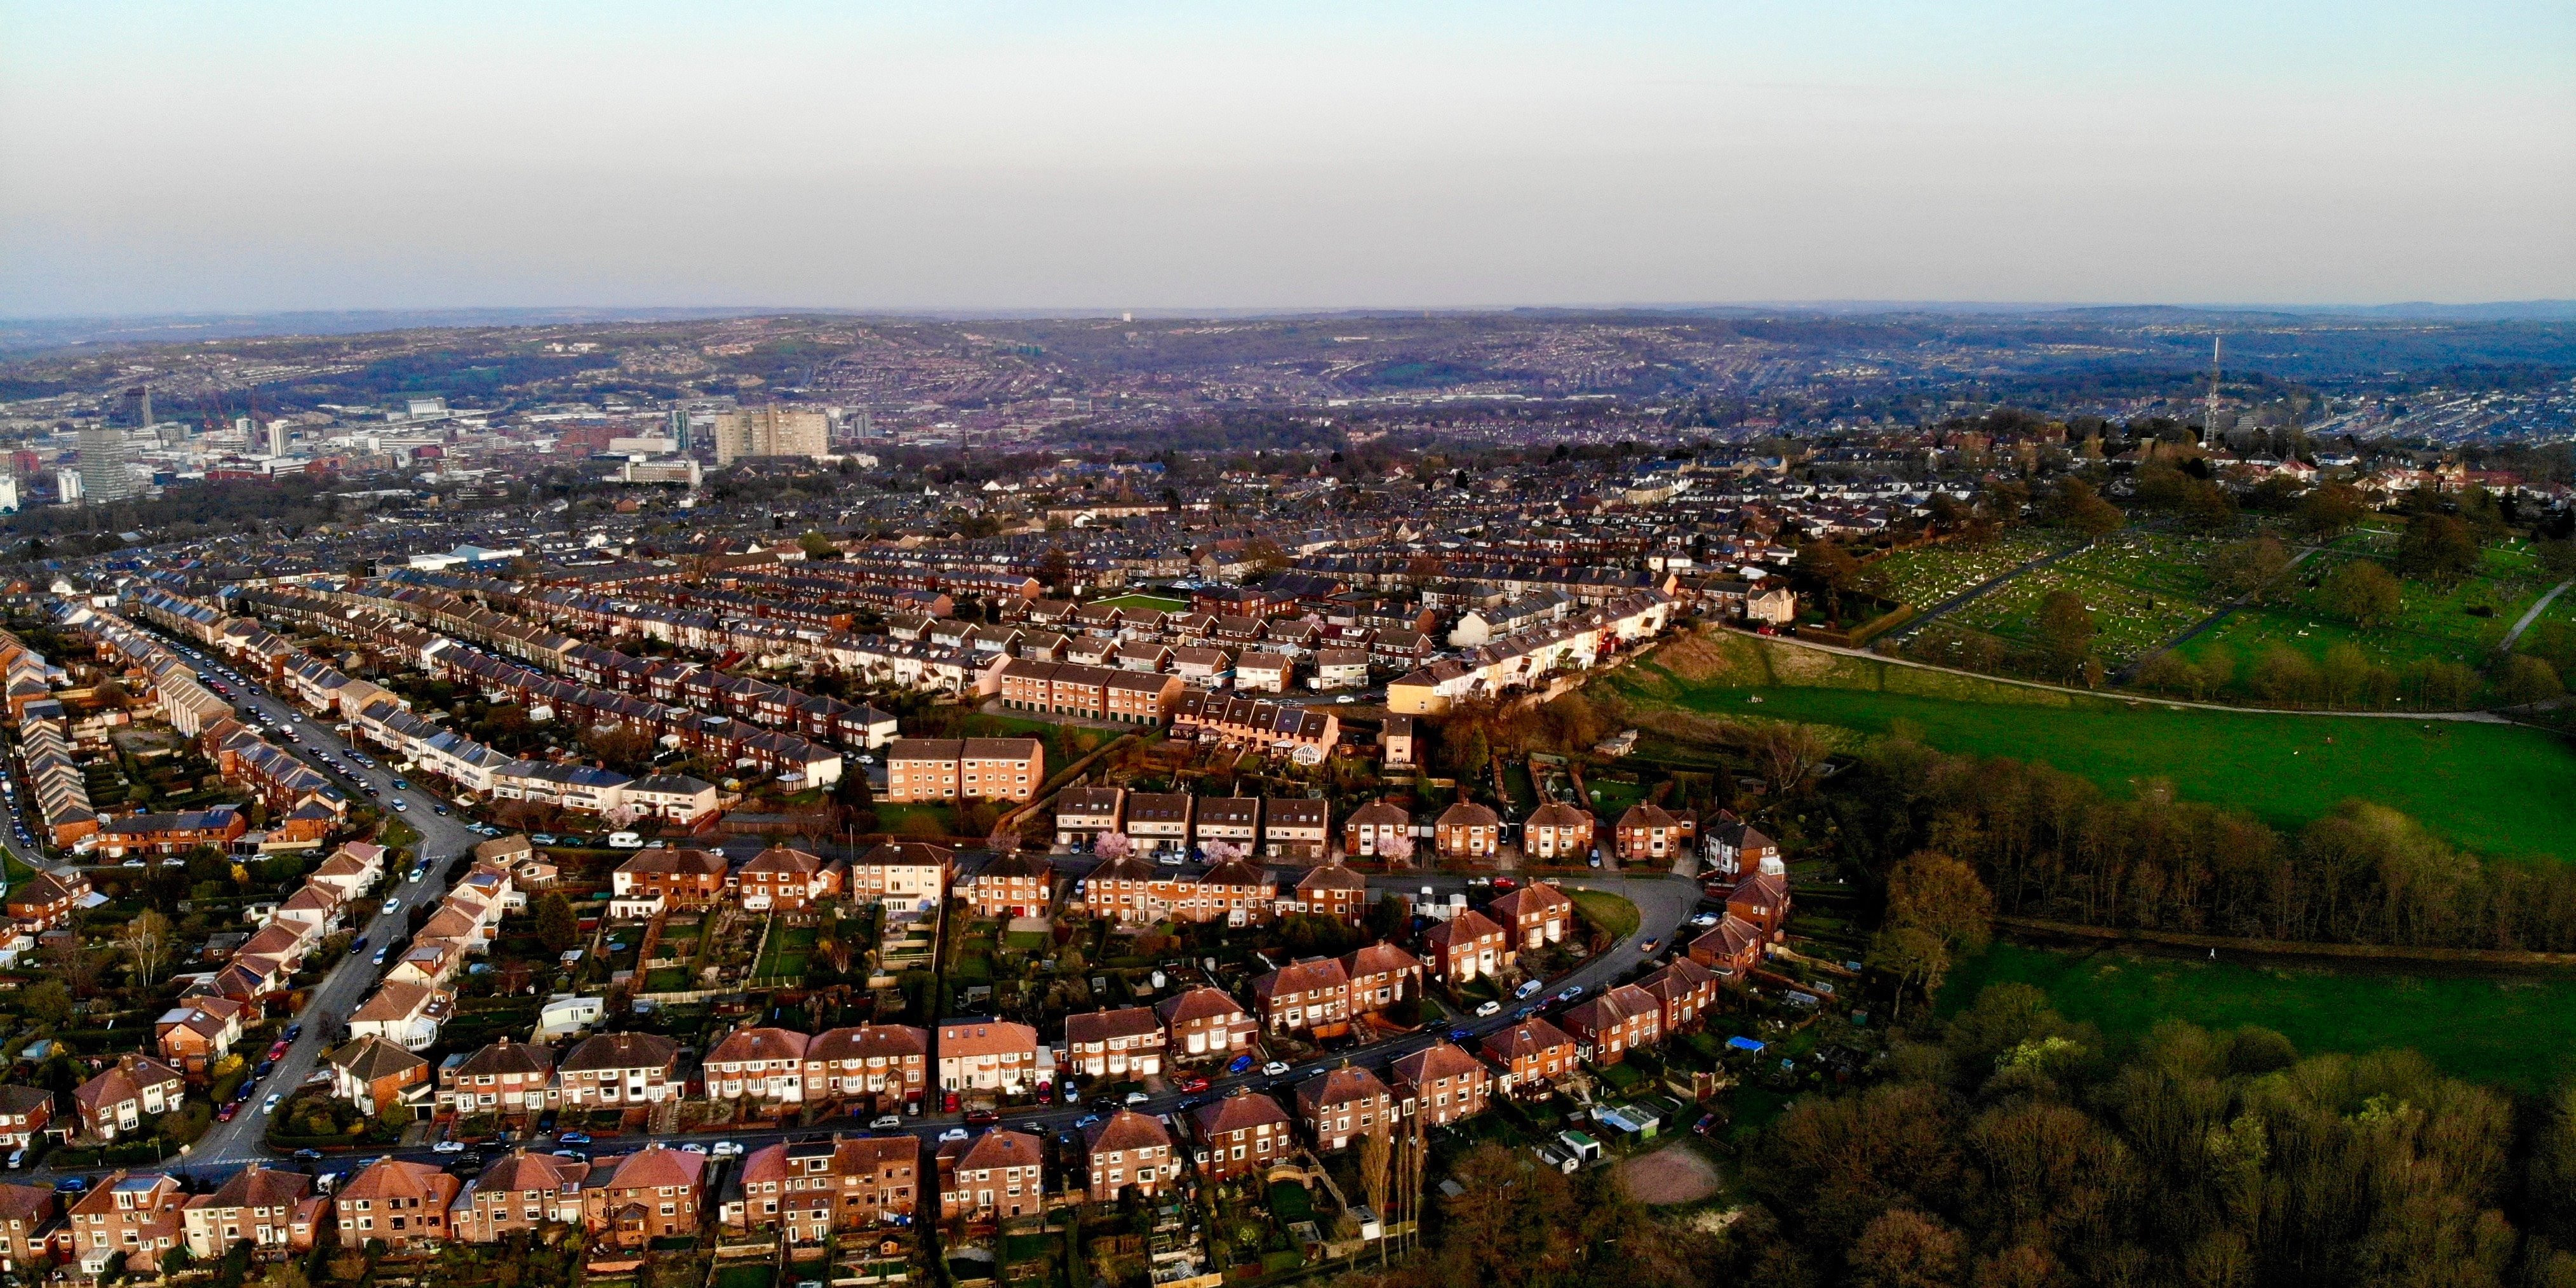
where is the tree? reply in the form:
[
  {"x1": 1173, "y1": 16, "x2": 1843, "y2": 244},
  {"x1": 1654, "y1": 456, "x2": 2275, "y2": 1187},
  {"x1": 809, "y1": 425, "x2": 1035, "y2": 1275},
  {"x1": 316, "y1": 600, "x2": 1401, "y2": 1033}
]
[
  {"x1": 1795, "y1": 540, "x2": 1863, "y2": 620},
  {"x1": 534, "y1": 893, "x2": 579, "y2": 954},
  {"x1": 260, "y1": 1259, "x2": 311, "y2": 1288},
  {"x1": 2040, "y1": 478, "x2": 2124, "y2": 538},
  {"x1": 2208, "y1": 536, "x2": 2291, "y2": 602},
  {"x1": 2318, "y1": 560, "x2": 2402, "y2": 627},
  {"x1": 796, "y1": 529, "x2": 839, "y2": 559},
  {"x1": 1377, "y1": 832, "x2": 1416, "y2": 867},
  {"x1": 1882, "y1": 852, "x2": 1992, "y2": 955},
  {"x1": 1753, "y1": 722, "x2": 1832, "y2": 796},
  {"x1": 1035, "y1": 547, "x2": 1074, "y2": 593},
  {"x1": 1846, "y1": 1208, "x2": 1966, "y2": 1288},
  {"x1": 22, "y1": 980, "x2": 69, "y2": 1028},
  {"x1": 118, "y1": 910, "x2": 173, "y2": 985},
  {"x1": 2036, "y1": 591, "x2": 2096, "y2": 680},
  {"x1": 2394, "y1": 513, "x2": 2480, "y2": 587},
  {"x1": 1091, "y1": 831, "x2": 1132, "y2": 861},
  {"x1": 1868, "y1": 926, "x2": 1949, "y2": 1022},
  {"x1": 2295, "y1": 481, "x2": 2368, "y2": 535},
  {"x1": 2501, "y1": 655, "x2": 2565, "y2": 708}
]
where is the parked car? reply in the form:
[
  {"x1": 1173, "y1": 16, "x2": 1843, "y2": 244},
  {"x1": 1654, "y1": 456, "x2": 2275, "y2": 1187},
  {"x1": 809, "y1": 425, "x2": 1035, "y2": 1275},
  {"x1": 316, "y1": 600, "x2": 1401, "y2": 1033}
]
[
  {"x1": 391, "y1": 801, "x2": 408, "y2": 812},
  {"x1": 372, "y1": 946, "x2": 389, "y2": 965},
  {"x1": 1557, "y1": 985, "x2": 1585, "y2": 1002},
  {"x1": 1176, "y1": 1075, "x2": 1210, "y2": 1094},
  {"x1": 382, "y1": 897, "x2": 401, "y2": 915},
  {"x1": 1640, "y1": 938, "x2": 1660, "y2": 955},
  {"x1": 869, "y1": 1115, "x2": 902, "y2": 1130},
  {"x1": 433, "y1": 1141, "x2": 466, "y2": 1154},
  {"x1": 1261, "y1": 1061, "x2": 1291, "y2": 1077},
  {"x1": 558, "y1": 1132, "x2": 591, "y2": 1145},
  {"x1": 964, "y1": 1107, "x2": 999, "y2": 1127},
  {"x1": 1491, "y1": 876, "x2": 1518, "y2": 891},
  {"x1": 1516, "y1": 979, "x2": 1545, "y2": 998},
  {"x1": 1689, "y1": 912, "x2": 1719, "y2": 928},
  {"x1": 1123, "y1": 1091, "x2": 1150, "y2": 1106},
  {"x1": 1475, "y1": 1001, "x2": 1503, "y2": 1017},
  {"x1": 937, "y1": 1128, "x2": 969, "y2": 1144},
  {"x1": 530, "y1": 833, "x2": 558, "y2": 845},
  {"x1": 286, "y1": 1023, "x2": 302, "y2": 1040},
  {"x1": 712, "y1": 1141, "x2": 744, "y2": 1158},
  {"x1": 261, "y1": 1093, "x2": 281, "y2": 1115}
]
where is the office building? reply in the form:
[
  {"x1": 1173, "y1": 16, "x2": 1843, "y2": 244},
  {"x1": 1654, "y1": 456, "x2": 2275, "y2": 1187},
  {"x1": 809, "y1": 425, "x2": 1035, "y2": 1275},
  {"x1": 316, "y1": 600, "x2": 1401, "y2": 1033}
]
[{"x1": 712, "y1": 406, "x2": 829, "y2": 466}]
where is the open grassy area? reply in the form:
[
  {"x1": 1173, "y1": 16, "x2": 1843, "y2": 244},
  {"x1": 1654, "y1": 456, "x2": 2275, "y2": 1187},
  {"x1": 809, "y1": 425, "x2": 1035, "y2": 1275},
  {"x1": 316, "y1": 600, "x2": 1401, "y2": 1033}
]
[
  {"x1": 1618, "y1": 631, "x2": 2576, "y2": 862},
  {"x1": 1567, "y1": 889, "x2": 1642, "y2": 941},
  {"x1": 1946, "y1": 941, "x2": 2576, "y2": 1095},
  {"x1": 1860, "y1": 530, "x2": 2075, "y2": 609},
  {"x1": 1089, "y1": 593, "x2": 1190, "y2": 613}
]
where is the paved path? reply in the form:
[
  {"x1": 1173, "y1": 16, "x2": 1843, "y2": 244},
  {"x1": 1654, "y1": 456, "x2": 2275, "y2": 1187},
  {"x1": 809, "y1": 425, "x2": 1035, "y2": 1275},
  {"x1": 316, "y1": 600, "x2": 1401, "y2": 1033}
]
[
  {"x1": 2498, "y1": 579, "x2": 2573, "y2": 655},
  {"x1": 2114, "y1": 547, "x2": 2320, "y2": 684},
  {"x1": 1884, "y1": 538, "x2": 2093, "y2": 643}
]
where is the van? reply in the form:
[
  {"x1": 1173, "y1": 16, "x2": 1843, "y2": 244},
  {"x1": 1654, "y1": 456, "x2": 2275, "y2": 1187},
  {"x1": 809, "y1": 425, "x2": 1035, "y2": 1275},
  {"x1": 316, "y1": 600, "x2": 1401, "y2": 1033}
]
[{"x1": 607, "y1": 833, "x2": 644, "y2": 849}]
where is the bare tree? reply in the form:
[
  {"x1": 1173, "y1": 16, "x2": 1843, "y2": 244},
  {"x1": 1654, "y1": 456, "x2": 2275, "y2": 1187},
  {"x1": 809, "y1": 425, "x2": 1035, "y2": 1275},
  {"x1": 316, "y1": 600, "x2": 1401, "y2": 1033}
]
[
  {"x1": 1754, "y1": 723, "x2": 1833, "y2": 795},
  {"x1": 119, "y1": 910, "x2": 173, "y2": 985}
]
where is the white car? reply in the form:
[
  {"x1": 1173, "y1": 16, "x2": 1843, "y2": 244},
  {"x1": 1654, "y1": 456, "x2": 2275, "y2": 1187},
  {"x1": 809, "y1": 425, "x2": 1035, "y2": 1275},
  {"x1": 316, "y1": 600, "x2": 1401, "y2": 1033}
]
[
  {"x1": 1261, "y1": 1061, "x2": 1291, "y2": 1077},
  {"x1": 1124, "y1": 1091, "x2": 1150, "y2": 1106},
  {"x1": 937, "y1": 1128, "x2": 969, "y2": 1144},
  {"x1": 871, "y1": 1115, "x2": 903, "y2": 1130},
  {"x1": 433, "y1": 1141, "x2": 465, "y2": 1154},
  {"x1": 711, "y1": 1141, "x2": 744, "y2": 1158},
  {"x1": 261, "y1": 1093, "x2": 281, "y2": 1116},
  {"x1": 392, "y1": 801, "x2": 408, "y2": 812},
  {"x1": 678, "y1": 1143, "x2": 708, "y2": 1154},
  {"x1": 1475, "y1": 1001, "x2": 1503, "y2": 1017},
  {"x1": 382, "y1": 897, "x2": 401, "y2": 916},
  {"x1": 1689, "y1": 912, "x2": 1719, "y2": 928}
]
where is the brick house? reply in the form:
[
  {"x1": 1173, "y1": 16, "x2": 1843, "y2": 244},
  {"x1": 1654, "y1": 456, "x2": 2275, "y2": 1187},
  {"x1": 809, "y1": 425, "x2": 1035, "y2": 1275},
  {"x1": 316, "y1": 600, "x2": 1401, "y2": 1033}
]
[
  {"x1": 1687, "y1": 913, "x2": 1766, "y2": 978},
  {"x1": 1481, "y1": 1017, "x2": 1578, "y2": 1097},
  {"x1": 1193, "y1": 796, "x2": 1261, "y2": 854},
  {"x1": 1080, "y1": 854, "x2": 1167, "y2": 925},
  {"x1": 721, "y1": 1136, "x2": 915, "y2": 1241},
  {"x1": 0, "y1": 1181, "x2": 57, "y2": 1273},
  {"x1": 1343, "y1": 801, "x2": 1412, "y2": 863},
  {"x1": 849, "y1": 842, "x2": 951, "y2": 916},
  {"x1": 1612, "y1": 803, "x2": 1696, "y2": 868},
  {"x1": 70, "y1": 1172, "x2": 185, "y2": 1274},
  {"x1": 1637, "y1": 956, "x2": 1719, "y2": 1033},
  {"x1": 1419, "y1": 908, "x2": 1508, "y2": 984},
  {"x1": 965, "y1": 851, "x2": 1052, "y2": 919},
  {"x1": 1295, "y1": 1064, "x2": 1394, "y2": 1152},
  {"x1": 1434, "y1": 802, "x2": 1501, "y2": 862},
  {"x1": 1261, "y1": 797, "x2": 1330, "y2": 861},
  {"x1": 1155, "y1": 987, "x2": 1257, "y2": 1064},
  {"x1": 0, "y1": 1086, "x2": 52, "y2": 1149},
  {"x1": 434, "y1": 1036, "x2": 554, "y2": 1117},
  {"x1": 1520, "y1": 802, "x2": 1595, "y2": 863},
  {"x1": 153, "y1": 996, "x2": 246, "y2": 1075},
  {"x1": 333, "y1": 1158, "x2": 459, "y2": 1252},
  {"x1": 1082, "y1": 1110, "x2": 1173, "y2": 1203},
  {"x1": 737, "y1": 845, "x2": 841, "y2": 911},
  {"x1": 1250, "y1": 957, "x2": 1350, "y2": 1036},
  {"x1": 1390, "y1": 1042, "x2": 1490, "y2": 1127},
  {"x1": 936, "y1": 1019, "x2": 1044, "y2": 1096},
  {"x1": 936, "y1": 1129, "x2": 1043, "y2": 1224},
  {"x1": 450, "y1": 1150, "x2": 587, "y2": 1243},
  {"x1": 1340, "y1": 942, "x2": 1424, "y2": 1017},
  {"x1": 1182, "y1": 856, "x2": 1274, "y2": 927},
  {"x1": 1191, "y1": 1091, "x2": 1292, "y2": 1182},
  {"x1": 705, "y1": 1026, "x2": 811, "y2": 1105},
  {"x1": 180, "y1": 1165, "x2": 310, "y2": 1261},
  {"x1": 1487, "y1": 882, "x2": 1575, "y2": 951},
  {"x1": 7, "y1": 871, "x2": 87, "y2": 933},
  {"x1": 1064, "y1": 1007, "x2": 1165, "y2": 1080},
  {"x1": 580, "y1": 1144, "x2": 708, "y2": 1250},
  {"x1": 1123, "y1": 792, "x2": 1195, "y2": 855},
  {"x1": 74, "y1": 1055, "x2": 184, "y2": 1141},
  {"x1": 1292, "y1": 861, "x2": 1370, "y2": 924},
  {"x1": 1052, "y1": 787, "x2": 1124, "y2": 849},
  {"x1": 610, "y1": 849, "x2": 731, "y2": 908},
  {"x1": 1561, "y1": 983, "x2": 1663, "y2": 1064},
  {"x1": 1728, "y1": 871, "x2": 1793, "y2": 939},
  {"x1": 327, "y1": 1035, "x2": 431, "y2": 1118},
  {"x1": 556, "y1": 1032, "x2": 681, "y2": 1108},
  {"x1": 803, "y1": 1024, "x2": 930, "y2": 1113}
]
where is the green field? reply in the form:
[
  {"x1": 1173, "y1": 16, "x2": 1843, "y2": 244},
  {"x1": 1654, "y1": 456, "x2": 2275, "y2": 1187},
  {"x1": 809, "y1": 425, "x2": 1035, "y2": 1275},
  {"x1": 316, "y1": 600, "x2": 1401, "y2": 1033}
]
[
  {"x1": 1946, "y1": 941, "x2": 2576, "y2": 1094},
  {"x1": 2178, "y1": 540, "x2": 2559, "y2": 681},
  {"x1": 1089, "y1": 593, "x2": 1189, "y2": 613},
  {"x1": 1860, "y1": 530, "x2": 2074, "y2": 610},
  {"x1": 1567, "y1": 889, "x2": 1642, "y2": 939},
  {"x1": 1946, "y1": 531, "x2": 2228, "y2": 666},
  {"x1": 1618, "y1": 632, "x2": 2576, "y2": 862}
]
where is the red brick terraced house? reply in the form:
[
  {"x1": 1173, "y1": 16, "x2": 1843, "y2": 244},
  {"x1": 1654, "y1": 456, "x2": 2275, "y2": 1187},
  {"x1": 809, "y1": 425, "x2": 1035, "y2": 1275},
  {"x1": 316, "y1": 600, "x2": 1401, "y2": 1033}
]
[
  {"x1": 1295, "y1": 1064, "x2": 1394, "y2": 1153},
  {"x1": 0, "y1": 1180, "x2": 57, "y2": 1273},
  {"x1": 333, "y1": 1158, "x2": 460, "y2": 1252},
  {"x1": 1560, "y1": 983, "x2": 1663, "y2": 1065},
  {"x1": 1082, "y1": 1110, "x2": 1174, "y2": 1203},
  {"x1": 436, "y1": 1036, "x2": 555, "y2": 1117},
  {"x1": 1687, "y1": 914, "x2": 1766, "y2": 978},
  {"x1": 936, "y1": 1129, "x2": 1044, "y2": 1224},
  {"x1": 0, "y1": 1087, "x2": 52, "y2": 1150},
  {"x1": 1291, "y1": 860, "x2": 1370, "y2": 924},
  {"x1": 964, "y1": 851, "x2": 1052, "y2": 919},
  {"x1": 1433, "y1": 802, "x2": 1501, "y2": 862},
  {"x1": 936, "y1": 1019, "x2": 1045, "y2": 1097},
  {"x1": 1480, "y1": 1017, "x2": 1579, "y2": 1097},
  {"x1": 610, "y1": 848, "x2": 732, "y2": 909},
  {"x1": 580, "y1": 1144, "x2": 708, "y2": 1250},
  {"x1": 1155, "y1": 987, "x2": 1257, "y2": 1064},
  {"x1": 1339, "y1": 943, "x2": 1425, "y2": 1017},
  {"x1": 723, "y1": 1136, "x2": 917, "y2": 1241},
  {"x1": 1727, "y1": 871, "x2": 1793, "y2": 939},
  {"x1": 450, "y1": 1150, "x2": 589, "y2": 1243},
  {"x1": 1342, "y1": 801, "x2": 1413, "y2": 864},
  {"x1": 1250, "y1": 956, "x2": 1351, "y2": 1036},
  {"x1": 1612, "y1": 803, "x2": 1696, "y2": 869},
  {"x1": 1064, "y1": 1006, "x2": 1165, "y2": 1081},
  {"x1": 1390, "y1": 1042, "x2": 1491, "y2": 1128},
  {"x1": 803, "y1": 1025, "x2": 931, "y2": 1113},
  {"x1": 1191, "y1": 1090, "x2": 1293, "y2": 1183},
  {"x1": 70, "y1": 1172, "x2": 185, "y2": 1275},
  {"x1": 1487, "y1": 882, "x2": 1575, "y2": 952},
  {"x1": 556, "y1": 1032, "x2": 681, "y2": 1108},
  {"x1": 1520, "y1": 802, "x2": 1595, "y2": 864},
  {"x1": 180, "y1": 1165, "x2": 311, "y2": 1261},
  {"x1": 1419, "y1": 908, "x2": 1508, "y2": 984},
  {"x1": 737, "y1": 845, "x2": 842, "y2": 911},
  {"x1": 1637, "y1": 956, "x2": 1721, "y2": 1034},
  {"x1": 705, "y1": 1026, "x2": 812, "y2": 1105}
]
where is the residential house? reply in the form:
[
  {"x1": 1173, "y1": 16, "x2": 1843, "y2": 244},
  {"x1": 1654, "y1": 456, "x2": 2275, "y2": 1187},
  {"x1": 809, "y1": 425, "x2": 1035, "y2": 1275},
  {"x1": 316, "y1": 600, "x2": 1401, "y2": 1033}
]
[
  {"x1": 723, "y1": 1136, "x2": 919, "y2": 1238},
  {"x1": 1612, "y1": 803, "x2": 1696, "y2": 868},
  {"x1": 1521, "y1": 803, "x2": 1595, "y2": 864},
  {"x1": 963, "y1": 851, "x2": 1050, "y2": 919},
  {"x1": 1390, "y1": 1042, "x2": 1490, "y2": 1127},
  {"x1": 1296, "y1": 1064, "x2": 1393, "y2": 1153},
  {"x1": 847, "y1": 842, "x2": 951, "y2": 916},
  {"x1": 1261, "y1": 797, "x2": 1330, "y2": 862},
  {"x1": 1122, "y1": 792, "x2": 1193, "y2": 855},
  {"x1": 1343, "y1": 801, "x2": 1412, "y2": 863},
  {"x1": 450, "y1": 1150, "x2": 588, "y2": 1243},
  {"x1": 556, "y1": 1032, "x2": 681, "y2": 1108},
  {"x1": 347, "y1": 981, "x2": 450, "y2": 1051},
  {"x1": 1291, "y1": 860, "x2": 1370, "y2": 924},
  {"x1": 328, "y1": 1036, "x2": 432, "y2": 1119},
  {"x1": 705, "y1": 1026, "x2": 811, "y2": 1105},
  {"x1": 1686, "y1": 914, "x2": 1766, "y2": 978},
  {"x1": 1081, "y1": 1110, "x2": 1172, "y2": 1203},
  {"x1": 737, "y1": 845, "x2": 840, "y2": 911},
  {"x1": 69, "y1": 1172, "x2": 185, "y2": 1274},
  {"x1": 1637, "y1": 956, "x2": 1719, "y2": 1034},
  {"x1": 1727, "y1": 871, "x2": 1792, "y2": 939},
  {"x1": 1155, "y1": 988, "x2": 1256, "y2": 1064},
  {"x1": 1051, "y1": 787, "x2": 1123, "y2": 849},
  {"x1": 610, "y1": 849, "x2": 731, "y2": 909},
  {"x1": 0, "y1": 1087, "x2": 52, "y2": 1149},
  {"x1": 8, "y1": 871, "x2": 88, "y2": 933},
  {"x1": 153, "y1": 996, "x2": 246, "y2": 1074},
  {"x1": 1249, "y1": 957, "x2": 1350, "y2": 1036},
  {"x1": 1340, "y1": 943, "x2": 1424, "y2": 1017},
  {"x1": 1419, "y1": 909, "x2": 1508, "y2": 984},
  {"x1": 1482, "y1": 1017, "x2": 1578, "y2": 1097},
  {"x1": 937, "y1": 1129, "x2": 1043, "y2": 1224},
  {"x1": 1063, "y1": 1007, "x2": 1164, "y2": 1080},
  {"x1": 579, "y1": 1144, "x2": 707, "y2": 1250},
  {"x1": 333, "y1": 1158, "x2": 459, "y2": 1253},
  {"x1": 802, "y1": 1025, "x2": 930, "y2": 1113},
  {"x1": 1560, "y1": 983, "x2": 1663, "y2": 1065},
  {"x1": 935, "y1": 1019, "x2": 1044, "y2": 1096},
  {"x1": 1433, "y1": 802, "x2": 1500, "y2": 862},
  {"x1": 0, "y1": 1181, "x2": 57, "y2": 1273},
  {"x1": 180, "y1": 1165, "x2": 310, "y2": 1261},
  {"x1": 1191, "y1": 1091, "x2": 1292, "y2": 1182},
  {"x1": 73, "y1": 1055, "x2": 184, "y2": 1141},
  {"x1": 1487, "y1": 883, "x2": 1575, "y2": 951}
]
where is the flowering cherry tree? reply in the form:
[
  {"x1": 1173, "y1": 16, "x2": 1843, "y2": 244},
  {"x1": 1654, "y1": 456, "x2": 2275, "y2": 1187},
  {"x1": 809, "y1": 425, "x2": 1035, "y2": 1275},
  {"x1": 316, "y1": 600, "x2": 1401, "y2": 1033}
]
[{"x1": 1092, "y1": 831, "x2": 1133, "y2": 861}]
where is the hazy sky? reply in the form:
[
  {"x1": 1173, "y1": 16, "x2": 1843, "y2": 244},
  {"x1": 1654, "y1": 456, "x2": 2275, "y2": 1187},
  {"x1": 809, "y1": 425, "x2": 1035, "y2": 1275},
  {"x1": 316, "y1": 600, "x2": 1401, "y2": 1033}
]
[{"x1": 3, "y1": 1, "x2": 2570, "y2": 316}]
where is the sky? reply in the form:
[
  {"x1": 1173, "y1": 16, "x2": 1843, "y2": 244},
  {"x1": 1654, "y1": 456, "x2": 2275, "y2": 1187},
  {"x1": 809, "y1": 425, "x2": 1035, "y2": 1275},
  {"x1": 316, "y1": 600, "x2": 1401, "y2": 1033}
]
[{"x1": 2, "y1": 1, "x2": 2570, "y2": 317}]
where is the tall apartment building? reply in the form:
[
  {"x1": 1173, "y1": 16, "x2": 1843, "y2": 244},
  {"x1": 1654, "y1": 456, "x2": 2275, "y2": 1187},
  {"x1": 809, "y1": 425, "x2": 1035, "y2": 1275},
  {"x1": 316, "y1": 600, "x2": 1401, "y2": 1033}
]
[
  {"x1": 713, "y1": 406, "x2": 829, "y2": 466},
  {"x1": 76, "y1": 426, "x2": 138, "y2": 504}
]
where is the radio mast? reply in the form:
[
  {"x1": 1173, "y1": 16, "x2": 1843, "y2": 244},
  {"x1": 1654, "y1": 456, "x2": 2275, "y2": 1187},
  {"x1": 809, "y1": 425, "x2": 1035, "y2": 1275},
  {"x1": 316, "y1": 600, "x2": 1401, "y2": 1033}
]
[{"x1": 2203, "y1": 335, "x2": 2224, "y2": 444}]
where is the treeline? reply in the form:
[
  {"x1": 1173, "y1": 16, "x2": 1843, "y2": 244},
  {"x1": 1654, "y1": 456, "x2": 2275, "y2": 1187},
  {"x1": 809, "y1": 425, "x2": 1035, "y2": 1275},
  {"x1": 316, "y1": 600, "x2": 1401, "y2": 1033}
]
[
  {"x1": 1823, "y1": 735, "x2": 2576, "y2": 952},
  {"x1": 1707, "y1": 990, "x2": 2576, "y2": 1288}
]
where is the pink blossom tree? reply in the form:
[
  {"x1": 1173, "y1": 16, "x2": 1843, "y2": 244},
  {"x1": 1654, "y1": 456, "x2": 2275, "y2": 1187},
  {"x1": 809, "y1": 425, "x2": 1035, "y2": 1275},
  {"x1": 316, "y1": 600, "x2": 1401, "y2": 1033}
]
[
  {"x1": 1092, "y1": 831, "x2": 1132, "y2": 861},
  {"x1": 1378, "y1": 832, "x2": 1416, "y2": 866},
  {"x1": 1201, "y1": 840, "x2": 1245, "y2": 865}
]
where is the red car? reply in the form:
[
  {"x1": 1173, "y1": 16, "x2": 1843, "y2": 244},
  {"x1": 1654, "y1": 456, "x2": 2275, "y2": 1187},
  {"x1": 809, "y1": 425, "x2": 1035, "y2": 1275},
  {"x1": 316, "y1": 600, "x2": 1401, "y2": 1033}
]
[
  {"x1": 1491, "y1": 876, "x2": 1518, "y2": 891},
  {"x1": 963, "y1": 1107, "x2": 999, "y2": 1127},
  {"x1": 268, "y1": 1040, "x2": 291, "y2": 1061},
  {"x1": 1177, "y1": 1075, "x2": 1210, "y2": 1094},
  {"x1": 217, "y1": 1103, "x2": 238, "y2": 1122}
]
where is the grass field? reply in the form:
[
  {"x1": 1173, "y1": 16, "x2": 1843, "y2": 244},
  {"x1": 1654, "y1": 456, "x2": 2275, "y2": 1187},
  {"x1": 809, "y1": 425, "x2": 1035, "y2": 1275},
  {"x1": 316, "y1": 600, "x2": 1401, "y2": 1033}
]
[
  {"x1": 1089, "y1": 593, "x2": 1189, "y2": 613},
  {"x1": 1618, "y1": 632, "x2": 2576, "y2": 862},
  {"x1": 1945, "y1": 941, "x2": 2576, "y2": 1094},
  {"x1": 2175, "y1": 541, "x2": 2561, "y2": 682},
  {"x1": 1568, "y1": 889, "x2": 1642, "y2": 940},
  {"x1": 1860, "y1": 531, "x2": 2074, "y2": 609},
  {"x1": 1947, "y1": 531, "x2": 2228, "y2": 666}
]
